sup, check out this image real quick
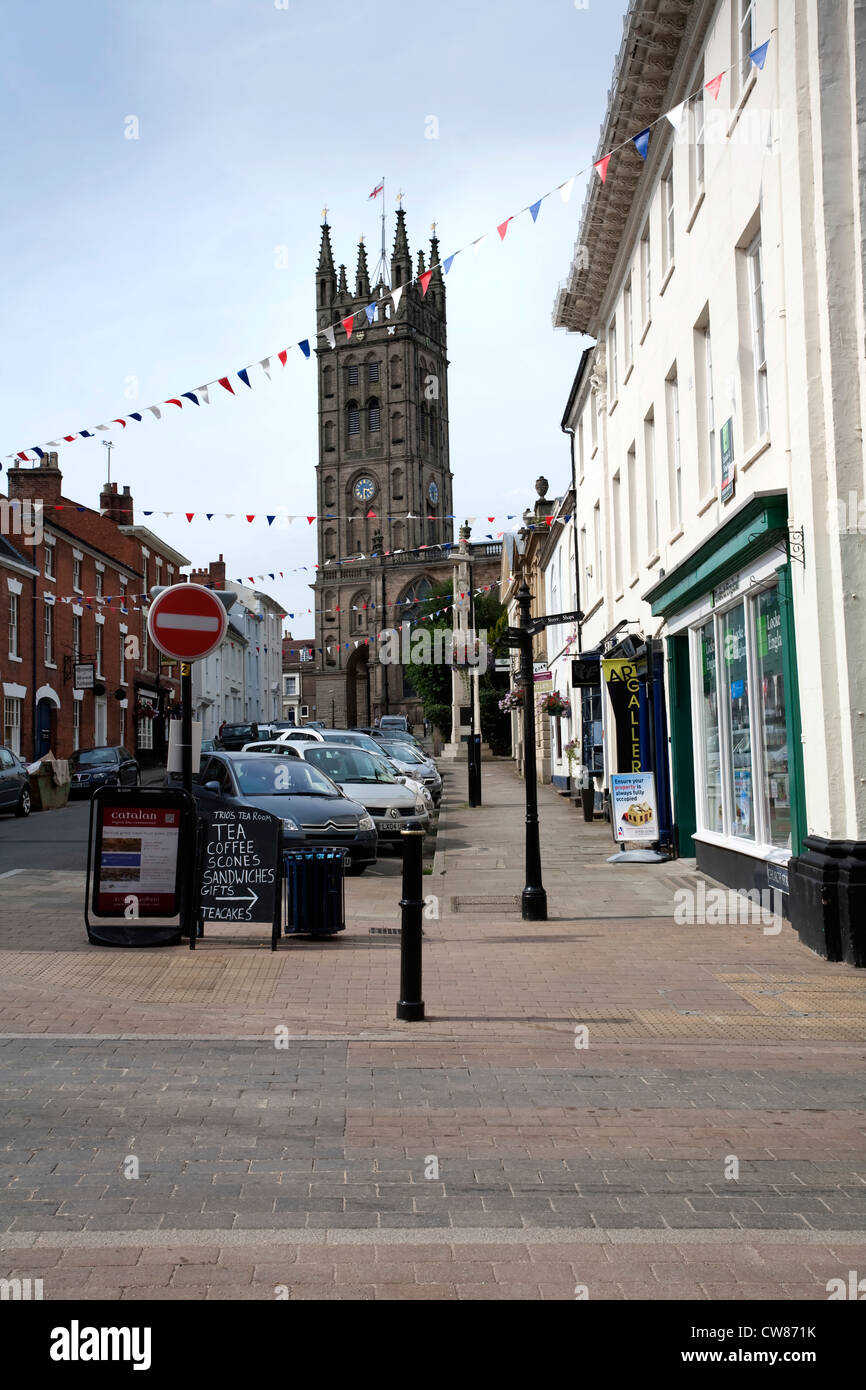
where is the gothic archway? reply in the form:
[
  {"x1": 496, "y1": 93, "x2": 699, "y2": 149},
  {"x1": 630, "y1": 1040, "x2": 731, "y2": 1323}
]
[{"x1": 345, "y1": 642, "x2": 370, "y2": 728}]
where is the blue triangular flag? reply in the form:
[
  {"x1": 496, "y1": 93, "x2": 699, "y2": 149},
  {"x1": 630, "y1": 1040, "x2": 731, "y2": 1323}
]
[
  {"x1": 182, "y1": 392, "x2": 200, "y2": 406},
  {"x1": 529, "y1": 199, "x2": 542, "y2": 222},
  {"x1": 206, "y1": 513, "x2": 214, "y2": 520},
  {"x1": 80, "y1": 430, "x2": 93, "y2": 438},
  {"x1": 144, "y1": 510, "x2": 153, "y2": 516},
  {"x1": 365, "y1": 303, "x2": 376, "y2": 325},
  {"x1": 443, "y1": 254, "x2": 455, "y2": 275},
  {"x1": 237, "y1": 368, "x2": 251, "y2": 388},
  {"x1": 32, "y1": 447, "x2": 45, "y2": 458},
  {"x1": 633, "y1": 128, "x2": 650, "y2": 160},
  {"x1": 266, "y1": 515, "x2": 275, "y2": 526},
  {"x1": 298, "y1": 339, "x2": 311, "y2": 358},
  {"x1": 129, "y1": 413, "x2": 142, "y2": 422},
  {"x1": 750, "y1": 40, "x2": 769, "y2": 71}
]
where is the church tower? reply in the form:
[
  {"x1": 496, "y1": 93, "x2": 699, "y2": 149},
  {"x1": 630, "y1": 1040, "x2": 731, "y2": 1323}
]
[{"x1": 310, "y1": 206, "x2": 454, "y2": 722}]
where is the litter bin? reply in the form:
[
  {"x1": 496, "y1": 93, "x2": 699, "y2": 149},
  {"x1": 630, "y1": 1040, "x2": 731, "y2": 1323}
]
[
  {"x1": 283, "y1": 849, "x2": 348, "y2": 936},
  {"x1": 28, "y1": 754, "x2": 70, "y2": 811}
]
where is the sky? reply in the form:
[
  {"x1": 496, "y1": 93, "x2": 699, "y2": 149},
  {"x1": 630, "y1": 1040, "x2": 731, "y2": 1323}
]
[{"x1": 1, "y1": 0, "x2": 628, "y2": 633}]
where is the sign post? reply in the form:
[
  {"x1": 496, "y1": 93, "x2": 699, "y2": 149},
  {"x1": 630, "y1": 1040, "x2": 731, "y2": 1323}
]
[
  {"x1": 517, "y1": 582, "x2": 547, "y2": 922},
  {"x1": 146, "y1": 584, "x2": 229, "y2": 792}
]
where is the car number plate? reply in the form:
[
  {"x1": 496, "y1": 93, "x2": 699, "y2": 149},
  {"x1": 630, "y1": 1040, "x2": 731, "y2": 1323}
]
[{"x1": 379, "y1": 820, "x2": 400, "y2": 831}]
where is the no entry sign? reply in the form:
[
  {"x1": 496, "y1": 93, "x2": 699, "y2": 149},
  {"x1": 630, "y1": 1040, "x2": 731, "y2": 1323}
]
[{"x1": 147, "y1": 583, "x2": 228, "y2": 662}]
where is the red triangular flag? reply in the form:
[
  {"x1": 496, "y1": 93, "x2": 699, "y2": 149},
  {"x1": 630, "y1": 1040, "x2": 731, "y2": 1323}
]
[
  {"x1": 594, "y1": 155, "x2": 611, "y2": 184},
  {"x1": 112, "y1": 419, "x2": 127, "y2": 428},
  {"x1": 307, "y1": 516, "x2": 316, "y2": 525},
  {"x1": 278, "y1": 349, "x2": 288, "y2": 366},
  {"x1": 165, "y1": 398, "x2": 183, "y2": 408},
  {"x1": 342, "y1": 316, "x2": 355, "y2": 339},
  {"x1": 185, "y1": 513, "x2": 194, "y2": 522},
  {"x1": 706, "y1": 72, "x2": 724, "y2": 101},
  {"x1": 419, "y1": 269, "x2": 433, "y2": 296},
  {"x1": 488, "y1": 516, "x2": 495, "y2": 522},
  {"x1": 497, "y1": 218, "x2": 513, "y2": 241},
  {"x1": 246, "y1": 515, "x2": 255, "y2": 522},
  {"x1": 218, "y1": 377, "x2": 235, "y2": 394}
]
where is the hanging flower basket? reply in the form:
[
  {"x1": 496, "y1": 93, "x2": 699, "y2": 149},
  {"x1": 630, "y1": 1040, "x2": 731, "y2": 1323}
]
[
  {"x1": 498, "y1": 689, "x2": 524, "y2": 712},
  {"x1": 539, "y1": 692, "x2": 571, "y2": 717},
  {"x1": 134, "y1": 700, "x2": 156, "y2": 720}
]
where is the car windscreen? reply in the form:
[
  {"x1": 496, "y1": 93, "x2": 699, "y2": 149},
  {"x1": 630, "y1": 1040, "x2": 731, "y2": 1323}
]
[
  {"x1": 323, "y1": 732, "x2": 379, "y2": 752},
  {"x1": 304, "y1": 747, "x2": 397, "y2": 784},
  {"x1": 222, "y1": 726, "x2": 253, "y2": 737},
  {"x1": 71, "y1": 748, "x2": 117, "y2": 766},
  {"x1": 380, "y1": 742, "x2": 425, "y2": 764},
  {"x1": 230, "y1": 757, "x2": 340, "y2": 797}
]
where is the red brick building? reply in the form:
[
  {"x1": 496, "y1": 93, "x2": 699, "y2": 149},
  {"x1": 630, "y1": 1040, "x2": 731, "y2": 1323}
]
[{"x1": 1, "y1": 453, "x2": 188, "y2": 766}]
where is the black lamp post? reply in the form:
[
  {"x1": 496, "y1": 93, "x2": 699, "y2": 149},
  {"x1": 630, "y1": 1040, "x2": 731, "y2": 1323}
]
[{"x1": 518, "y1": 581, "x2": 547, "y2": 921}]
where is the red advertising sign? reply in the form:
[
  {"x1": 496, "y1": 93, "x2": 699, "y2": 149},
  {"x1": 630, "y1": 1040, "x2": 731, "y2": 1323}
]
[
  {"x1": 97, "y1": 804, "x2": 182, "y2": 915},
  {"x1": 146, "y1": 583, "x2": 228, "y2": 662}
]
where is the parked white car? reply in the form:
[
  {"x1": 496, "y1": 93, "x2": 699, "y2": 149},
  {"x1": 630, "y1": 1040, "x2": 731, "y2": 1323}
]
[{"x1": 290, "y1": 742, "x2": 429, "y2": 845}]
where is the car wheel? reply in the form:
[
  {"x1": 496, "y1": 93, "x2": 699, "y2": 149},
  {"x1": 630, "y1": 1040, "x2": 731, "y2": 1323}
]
[
  {"x1": 16, "y1": 786, "x2": 31, "y2": 818},
  {"x1": 346, "y1": 863, "x2": 368, "y2": 876}
]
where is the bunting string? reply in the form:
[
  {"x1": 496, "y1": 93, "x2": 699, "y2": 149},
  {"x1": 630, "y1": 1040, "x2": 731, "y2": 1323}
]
[{"x1": 3, "y1": 36, "x2": 773, "y2": 467}]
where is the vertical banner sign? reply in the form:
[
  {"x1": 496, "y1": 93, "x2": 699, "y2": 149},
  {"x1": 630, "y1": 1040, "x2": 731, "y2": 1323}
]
[
  {"x1": 602, "y1": 659, "x2": 645, "y2": 773},
  {"x1": 720, "y1": 418, "x2": 735, "y2": 503}
]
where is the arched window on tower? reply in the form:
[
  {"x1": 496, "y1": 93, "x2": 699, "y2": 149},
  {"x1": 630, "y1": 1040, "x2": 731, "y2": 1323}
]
[
  {"x1": 392, "y1": 467, "x2": 404, "y2": 500},
  {"x1": 325, "y1": 590, "x2": 337, "y2": 622},
  {"x1": 322, "y1": 364, "x2": 335, "y2": 398},
  {"x1": 420, "y1": 408, "x2": 428, "y2": 443},
  {"x1": 353, "y1": 592, "x2": 371, "y2": 632},
  {"x1": 393, "y1": 522, "x2": 405, "y2": 551},
  {"x1": 324, "y1": 528, "x2": 336, "y2": 561},
  {"x1": 324, "y1": 475, "x2": 336, "y2": 507},
  {"x1": 367, "y1": 397, "x2": 381, "y2": 433},
  {"x1": 350, "y1": 510, "x2": 365, "y2": 554},
  {"x1": 391, "y1": 412, "x2": 404, "y2": 445},
  {"x1": 347, "y1": 400, "x2": 360, "y2": 438},
  {"x1": 346, "y1": 359, "x2": 359, "y2": 387},
  {"x1": 390, "y1": 355, "x2": 401, "y2": 389},
  {"x1": 366, "y1": 356, "x2": 380, "y2": 384},
  {"x1": 323, "y1": 422, "x2": 335, "y2": 453}
]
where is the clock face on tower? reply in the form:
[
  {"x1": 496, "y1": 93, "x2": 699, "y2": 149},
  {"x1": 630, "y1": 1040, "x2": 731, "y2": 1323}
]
[
  {"x1": 353, "y1": 476, "x2": 376, "y2": 502},
  {"x1": 428, "y1": 480, "x2": 439, "y2": 505}
]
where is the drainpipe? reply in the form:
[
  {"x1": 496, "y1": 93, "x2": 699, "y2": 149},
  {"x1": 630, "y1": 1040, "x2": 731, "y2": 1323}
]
[
  {"x1": 561, "y1": 423, "x2": 583, "y2": 651},
  {"x1": 31, "y1": 572, "x2": 38, "y2": 759}
]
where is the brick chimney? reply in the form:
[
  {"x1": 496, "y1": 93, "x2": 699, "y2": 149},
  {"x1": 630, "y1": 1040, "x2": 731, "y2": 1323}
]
[
  {"x1": 99, "y1": 481, "x2": 134, "y2": 524},
  {"x1": 189, "y1": 555, "x2": 227, "y2": 589},
  {"x1": 7, "y1": 451, "x2": 63, "y2": 507}
]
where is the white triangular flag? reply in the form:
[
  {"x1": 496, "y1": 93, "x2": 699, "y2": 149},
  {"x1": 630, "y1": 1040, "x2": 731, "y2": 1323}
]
[
  {"x1": 391, "y1": 284, "x2": 404, "y2": 313},
  {"x1": 472, "y1": 235, "x2": 487, "y2": 254},
  {"x1": 324, "y1": 326, "x2": 336, "y2": 350},
  {"x1": 665, "y1": 101, "x2": 686, "y2": 130},
  {"x1": 560, "y1": 176, "x2": 575, "y2": 202},
  {"x1": 260, "y1": 357, "x2": 272, "y2": 381},
  {"x1": 146, "y1": 406, "x2": 161, "y2": 420},
  {"x1": 196, "y1": 385, "x2": 210, "y2": 405}
]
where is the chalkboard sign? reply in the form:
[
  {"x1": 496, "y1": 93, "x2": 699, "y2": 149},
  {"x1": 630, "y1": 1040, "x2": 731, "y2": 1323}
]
[{"x1": 194, "y1": 804, "x2": 282, "y2": 948}]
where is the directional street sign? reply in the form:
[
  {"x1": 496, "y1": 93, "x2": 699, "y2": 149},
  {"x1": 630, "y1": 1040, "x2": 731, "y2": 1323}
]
[
  {"x1": 147, "y1": 583, "x2": 228, "y2": 663},
  {"x1": 528, "y1": 610, "x2": 584, "y2": 635}
]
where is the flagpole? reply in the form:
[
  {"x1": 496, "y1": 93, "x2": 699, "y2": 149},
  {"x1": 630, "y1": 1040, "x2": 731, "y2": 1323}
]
[{"x1": 381, "y1": 174, "x2": 386, "y2": 282}]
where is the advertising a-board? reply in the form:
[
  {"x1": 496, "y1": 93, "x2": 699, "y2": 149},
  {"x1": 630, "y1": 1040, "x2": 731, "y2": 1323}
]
[{"x1": 610, "y1": 773, "x2": 660, "y2": 844}]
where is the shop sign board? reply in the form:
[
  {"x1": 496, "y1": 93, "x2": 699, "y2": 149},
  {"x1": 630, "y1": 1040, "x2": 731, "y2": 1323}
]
[{"x1": 610, "y1": 773, "x2": 659, "y2": 844}]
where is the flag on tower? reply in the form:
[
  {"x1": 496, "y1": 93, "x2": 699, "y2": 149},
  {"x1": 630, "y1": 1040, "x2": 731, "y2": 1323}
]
[{"x1": 369, "y1": 182, "x2": 384, "y2": 199}]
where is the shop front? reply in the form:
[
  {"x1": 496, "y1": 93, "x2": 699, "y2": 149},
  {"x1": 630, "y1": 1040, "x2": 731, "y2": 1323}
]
[{"x1": 647, "y1": 496, "x2": 805, "y2": 910}]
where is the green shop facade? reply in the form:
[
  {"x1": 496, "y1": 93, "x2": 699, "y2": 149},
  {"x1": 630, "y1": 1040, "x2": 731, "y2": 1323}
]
[{"x1": 645, "y1": 494, "x2": 806, "y2": 919}]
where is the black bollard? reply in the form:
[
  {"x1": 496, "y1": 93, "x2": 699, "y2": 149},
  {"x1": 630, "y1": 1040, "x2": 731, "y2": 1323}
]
[{"x1": 396, "y1": 822, "x2": 425, "y2": 1021}]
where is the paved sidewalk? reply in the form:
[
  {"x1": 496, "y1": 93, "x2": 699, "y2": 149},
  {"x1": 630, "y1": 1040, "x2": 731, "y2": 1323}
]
[{"x1": 0, "y1": 759, "x2": 864, "y2": 1299}]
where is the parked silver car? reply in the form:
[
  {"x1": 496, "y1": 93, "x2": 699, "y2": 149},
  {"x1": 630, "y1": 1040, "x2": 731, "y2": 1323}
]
[{"x1": 292, "y1": 743, "x2": 429, "y2": 845}]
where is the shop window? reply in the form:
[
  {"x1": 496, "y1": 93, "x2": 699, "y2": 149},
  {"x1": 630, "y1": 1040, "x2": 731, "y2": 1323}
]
[
  {"x1": 722, "y1": 603, "x2": 752, "y2": 840},
  {"x1": 755, "y1": 587, "x2": 790, "y2": 849},
  {"x1": 696, "y1": 618, "x2": 723, "y2": 833}
]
